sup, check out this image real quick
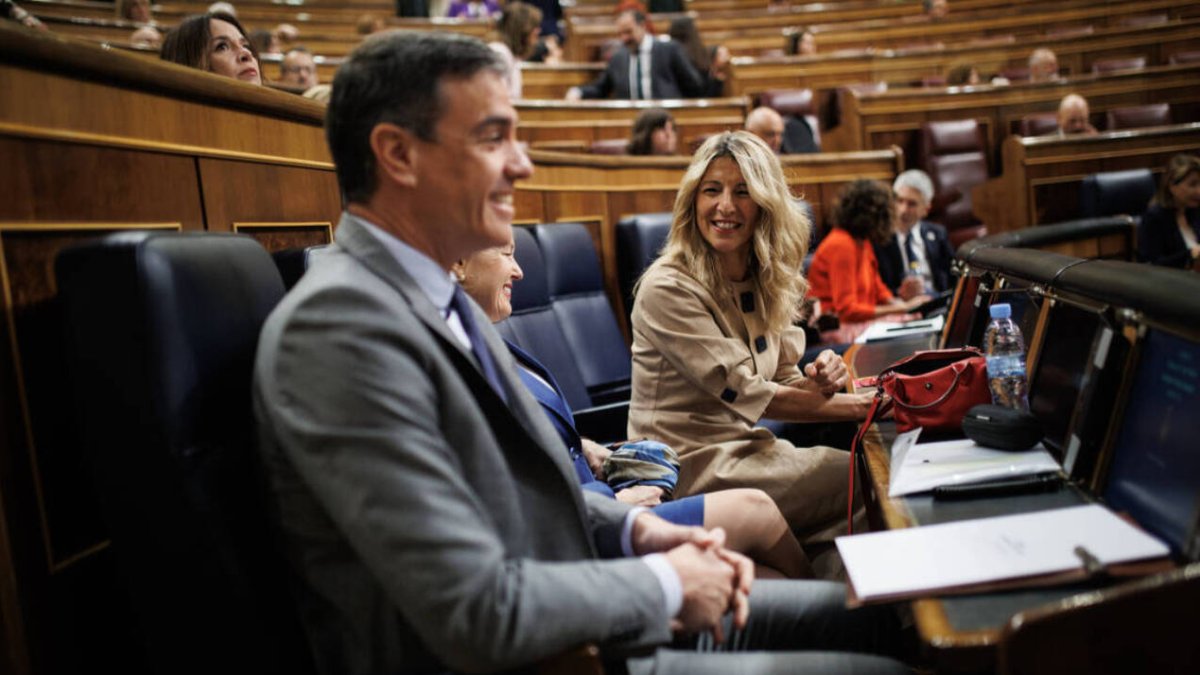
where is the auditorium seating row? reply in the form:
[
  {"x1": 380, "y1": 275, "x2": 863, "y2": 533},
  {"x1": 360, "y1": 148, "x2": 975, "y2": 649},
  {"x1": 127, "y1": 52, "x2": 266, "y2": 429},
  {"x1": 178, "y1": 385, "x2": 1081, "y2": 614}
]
[
  {"x1": 0, "y1": 15, "x2": 1194, "y2": 673},
  {"x1": 568, "y1": 0, "x2": 1196, "y2": 61},
  {"x1": 46, "y1": 218, "x2": 1200, "y2": 674}
]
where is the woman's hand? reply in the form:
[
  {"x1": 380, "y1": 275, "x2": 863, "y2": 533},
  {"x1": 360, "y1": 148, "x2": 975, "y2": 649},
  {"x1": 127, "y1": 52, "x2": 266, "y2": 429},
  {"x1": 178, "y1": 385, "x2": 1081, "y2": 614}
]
[
  {"x1": 902, "y1": 293, "x2": 933, "y2": 312},
  {"x1": 616, "y1": 485, "x2": 665, "y2": 506},
  {"x1": 802, "y1": 349, "x2": 849, "y2": 395},
  {"x1": 897, "y1": 275, "x2": 926, "y2": 301},
  {"x1": 579, "y1": 438, "x2": 612, "y2": 479}
]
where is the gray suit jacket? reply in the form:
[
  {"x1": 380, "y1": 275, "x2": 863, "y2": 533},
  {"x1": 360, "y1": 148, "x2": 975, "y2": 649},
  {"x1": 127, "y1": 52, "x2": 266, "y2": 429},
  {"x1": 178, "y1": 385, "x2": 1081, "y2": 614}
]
[{"x1": 254, "y1": 213, "x2": 670, "y2": 674}]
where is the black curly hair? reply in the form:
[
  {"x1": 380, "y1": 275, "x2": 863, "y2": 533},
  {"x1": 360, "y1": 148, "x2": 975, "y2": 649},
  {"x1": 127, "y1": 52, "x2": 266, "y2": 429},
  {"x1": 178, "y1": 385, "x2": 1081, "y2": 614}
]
[{"x1": 834, "y1": 178, "x2": 895, "y2": 244}]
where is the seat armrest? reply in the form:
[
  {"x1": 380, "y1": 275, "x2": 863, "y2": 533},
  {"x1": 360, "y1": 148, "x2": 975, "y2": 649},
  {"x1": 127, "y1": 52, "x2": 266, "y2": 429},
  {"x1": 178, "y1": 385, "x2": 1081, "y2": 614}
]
[{"x1": 573, "y1": 400, "x2": 630, "y2": 444}]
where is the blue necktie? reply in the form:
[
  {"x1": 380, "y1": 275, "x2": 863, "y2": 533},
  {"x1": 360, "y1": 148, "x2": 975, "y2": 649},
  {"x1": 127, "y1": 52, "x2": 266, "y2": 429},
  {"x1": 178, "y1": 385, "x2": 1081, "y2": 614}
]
[{"x1": 449, "y1": 286, "x2": 507, "y2": 402}]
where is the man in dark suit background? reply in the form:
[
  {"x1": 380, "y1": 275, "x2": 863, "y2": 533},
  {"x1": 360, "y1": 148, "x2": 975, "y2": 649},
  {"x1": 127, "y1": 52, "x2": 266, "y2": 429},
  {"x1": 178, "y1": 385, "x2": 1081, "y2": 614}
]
[
  {"x1": 566, "y1": 9, "x2": 704, "y2": 100},
  {"x1": 874, "y1": 169, "x2": 956, "y2": 299},
  {"x1": 254, "y1": 29, "x2": 909, "y2": 675}
]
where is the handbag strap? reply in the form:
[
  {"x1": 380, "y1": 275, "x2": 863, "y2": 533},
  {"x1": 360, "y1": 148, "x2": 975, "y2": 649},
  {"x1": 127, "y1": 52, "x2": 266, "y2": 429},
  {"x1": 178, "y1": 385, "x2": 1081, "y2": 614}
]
[{"x1": 848, "y1": 392, "x2": 891, "y2": 535}]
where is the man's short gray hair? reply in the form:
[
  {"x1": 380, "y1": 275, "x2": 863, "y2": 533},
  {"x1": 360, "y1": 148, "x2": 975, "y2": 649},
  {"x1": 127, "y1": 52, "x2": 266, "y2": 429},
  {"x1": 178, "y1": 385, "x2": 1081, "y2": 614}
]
[{"x1": 892, "y1": 169, "x2": 934, "y2": 204}]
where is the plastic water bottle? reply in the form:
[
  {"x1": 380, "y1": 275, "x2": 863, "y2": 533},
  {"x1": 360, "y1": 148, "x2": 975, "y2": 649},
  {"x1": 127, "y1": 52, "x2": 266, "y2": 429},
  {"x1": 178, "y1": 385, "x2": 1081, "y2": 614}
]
[{"x1": 983, "y1": 303, "x2": 1029, "y2": 411}]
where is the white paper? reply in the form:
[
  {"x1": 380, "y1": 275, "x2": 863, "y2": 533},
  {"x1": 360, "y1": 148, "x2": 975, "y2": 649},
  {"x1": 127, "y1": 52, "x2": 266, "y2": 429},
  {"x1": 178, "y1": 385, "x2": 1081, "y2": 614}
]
[
  {"x1": 888, "y1": 436, "x2": 1062, "y2": 498},
  {"x1": 855, "y1": 314, "x2": 945, "y2": 344},
  {"x1": 836, "y1": 504, "x2": 1170, "y2": 602}
]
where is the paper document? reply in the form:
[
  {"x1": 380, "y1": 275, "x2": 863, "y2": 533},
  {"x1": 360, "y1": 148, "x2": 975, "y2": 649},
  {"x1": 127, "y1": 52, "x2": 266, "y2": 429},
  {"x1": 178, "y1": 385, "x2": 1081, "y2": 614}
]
[
  {"x1": 888, "y1": 431, "x2": 1062, "y2": 497},
  {"x1": 855, "y1": 315, "x2": 945, "y2": 343},
  {"x1": 836, "y1": 504, "x2": 1170, "y2": 603}
]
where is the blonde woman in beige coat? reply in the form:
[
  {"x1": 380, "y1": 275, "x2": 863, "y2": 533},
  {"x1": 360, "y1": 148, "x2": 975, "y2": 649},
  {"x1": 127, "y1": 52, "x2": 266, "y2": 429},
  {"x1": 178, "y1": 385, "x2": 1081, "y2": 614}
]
[{"x1": 628, "y1": 131, "x2": 875, "y2": 576}]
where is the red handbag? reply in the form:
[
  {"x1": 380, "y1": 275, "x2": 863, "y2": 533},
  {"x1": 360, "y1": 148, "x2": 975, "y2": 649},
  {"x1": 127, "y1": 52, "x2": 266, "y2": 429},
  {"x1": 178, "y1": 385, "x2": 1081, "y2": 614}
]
[{"x1": 847, "y1": 348, "x2": 992, "y2": 532}]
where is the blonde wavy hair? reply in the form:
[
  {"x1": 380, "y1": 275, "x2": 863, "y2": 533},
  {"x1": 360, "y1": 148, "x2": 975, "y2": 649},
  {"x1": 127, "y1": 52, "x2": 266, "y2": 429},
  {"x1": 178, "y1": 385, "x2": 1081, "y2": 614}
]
[{"x1": 652, "y1": 131, "x2": 810, "y2": 335}]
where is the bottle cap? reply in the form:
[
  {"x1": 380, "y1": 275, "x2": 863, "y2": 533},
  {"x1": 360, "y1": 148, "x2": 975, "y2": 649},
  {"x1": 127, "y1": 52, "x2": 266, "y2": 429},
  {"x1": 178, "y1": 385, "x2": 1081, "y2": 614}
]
[{"x1": 989, "y1": 303, "x2": 1011, "y2": 319}]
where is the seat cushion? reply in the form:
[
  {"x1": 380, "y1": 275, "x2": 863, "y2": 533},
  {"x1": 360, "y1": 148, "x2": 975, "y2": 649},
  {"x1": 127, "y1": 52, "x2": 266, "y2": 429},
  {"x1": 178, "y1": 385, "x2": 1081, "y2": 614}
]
[{"x1": 533, "y1": 223, "x2": 631, "y2": 405}]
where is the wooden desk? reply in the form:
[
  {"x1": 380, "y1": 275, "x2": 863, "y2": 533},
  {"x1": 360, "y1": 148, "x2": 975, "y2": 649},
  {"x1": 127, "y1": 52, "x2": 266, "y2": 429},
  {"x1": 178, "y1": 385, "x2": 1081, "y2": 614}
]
[
  {"x1": 824, "y1": 62, "x2": 1200, "y2": 162},
  {"x1": 727, "y1": 18, "x2": 1200, "y2": 112},
  {"x1": 972, "y1": 122, "x2": 1200, "y2": 234},
  {"x1": 515, "y1": 97, "x2": 750, "y2": 150},
  {"x1": 561, "y1": 0, "x2": 1038, "y2": 61},
  {"x1": 845, "y1": 337, "x2": 1113, "y2": 673}
]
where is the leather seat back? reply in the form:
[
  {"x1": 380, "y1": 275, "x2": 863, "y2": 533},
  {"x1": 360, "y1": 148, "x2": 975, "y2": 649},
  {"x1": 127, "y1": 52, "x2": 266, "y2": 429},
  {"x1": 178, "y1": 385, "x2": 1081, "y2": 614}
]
[
  {"x1": 1105, "y1": 103, "x2": 1171, "y2": 131},
  {"x1": 1079, "y1": 169, "x2": 1156, "y2": 223},
  {"x1": 497, "y1": 226, "x2": 594, "y2": 410},
  {"x1": 920, "y1": 119, "x2": 988, "y2": 247},
  {"x1": 534, "y1": 223, "x2": 631, "y2": 406},
  {"x1": 55, "y1": 232, "x2": 312, "y2": 675}
]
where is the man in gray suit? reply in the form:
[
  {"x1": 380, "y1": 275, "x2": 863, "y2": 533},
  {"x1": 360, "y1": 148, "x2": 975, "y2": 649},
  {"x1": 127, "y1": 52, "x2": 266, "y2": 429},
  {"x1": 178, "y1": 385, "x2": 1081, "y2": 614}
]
[
  {"x1": 254, "y1": 30, "x2": 909, "y2": 675},
  {"x1": 566, "y1": 9, "x2": 704, "y2": 100}
]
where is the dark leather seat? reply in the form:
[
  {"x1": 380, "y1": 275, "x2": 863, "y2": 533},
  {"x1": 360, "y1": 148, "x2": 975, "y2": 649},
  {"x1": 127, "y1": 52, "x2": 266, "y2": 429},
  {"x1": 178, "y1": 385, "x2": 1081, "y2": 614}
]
[
  {"x1": 1105, "y1": 103, "x2": 1172, "y2": 131},
  {"x1": 616, "y1": 212, "x2": 673, "y2": 323},
  {"x1": 589, "y1": 138, "x2": 628, "y2": 155},
  {"x1": 1018, "y1": 111, "x2": 1059, "y2": 137},
  {"x1": 1000, "y1": 66, "x2": 1031, "y2": 82},
  {"x1": 1078, "y1": 168, "x2": 1156, "y2": 223},
  {"x1": 1170, "y1": 50, "x2": 1200, "y2": 65},
  {"x1": 1115, "y1": 13, "x2": 1168, "y2": 28},
  {"x1": 1046, "y1": 24, "x2": 1093, "y2": 38},
  {"x1": 271, "y1": 244, "x2": 329, "y2": 289},
  {"x1": 534, "y1": 223, "x2": 632, "y2": 406},
  {"x1": 920, "y1": 119, "x2": 988, "y2": 247},
  {"x1": 54, "y1": 232, "x2": 312, "y2": 675},
  {"x1": 1092, "y1": 56, "x2": 1148, "y2": 75},
  {"x1": 757, "y1": 88, "x2": 821, "y2": 152},
  {"x1": 499, "y1": 226, "x2": 627, "y2": 439},
  {"x1": 497, "y1": 226, "x2": 595, "y2": 411}
]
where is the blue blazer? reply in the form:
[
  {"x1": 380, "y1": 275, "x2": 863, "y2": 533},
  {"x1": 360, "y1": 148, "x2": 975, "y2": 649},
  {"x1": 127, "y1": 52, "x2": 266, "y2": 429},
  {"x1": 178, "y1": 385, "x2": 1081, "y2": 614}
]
[{"x1": 506, "y1": 340, "x2": 616, "y2": 498}]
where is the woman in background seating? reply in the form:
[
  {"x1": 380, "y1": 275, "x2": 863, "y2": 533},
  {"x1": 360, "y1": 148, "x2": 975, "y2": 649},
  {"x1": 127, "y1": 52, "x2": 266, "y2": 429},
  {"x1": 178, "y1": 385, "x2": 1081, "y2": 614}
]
[
  {"x1": 628, "y1": 131, "x2": 874, "y2": 576},
  {"x1": 627, "y1": 108, "x2": 678, "y2": 156},
  {"x1": 1140, "y1": 154, "x2": 1200, "y2": 269},
  {"x1": 793, "y1": 27, "x2": 817, "y2": 56},
  {"x1": 490, "y1": 1, "x2": 559, "y2": 99},
  {"x1": 454, "y1": 230, "x2": 812, "y2": 579},
  {"x1": 946, "y1": 63, "x2": 981, "y2": 86},
  {"x1": 668, "y1": 16, "x2": 730, "y2": 97},
  {"x1": 161, "y1": 13, "x2": 262, "y2": 85},
  {"x1": 809, "y1": 179, "x2": 931, "y2": 322},
  {"x1": 115, "y1": 0, "x2": 152, "y2": 23}
]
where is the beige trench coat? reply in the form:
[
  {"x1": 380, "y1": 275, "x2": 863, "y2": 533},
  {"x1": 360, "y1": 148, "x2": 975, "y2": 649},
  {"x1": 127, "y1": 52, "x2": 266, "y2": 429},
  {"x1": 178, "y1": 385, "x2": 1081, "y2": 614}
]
[{"x1": 628, "y1": 261, "x2": 851, "y2": 544}]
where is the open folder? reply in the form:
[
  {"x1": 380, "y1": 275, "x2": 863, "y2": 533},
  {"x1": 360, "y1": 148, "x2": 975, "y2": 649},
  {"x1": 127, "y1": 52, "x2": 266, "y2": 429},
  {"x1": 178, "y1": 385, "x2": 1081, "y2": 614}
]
[
  {"x1": 854, "y1": 314, "x2": 945, "y2": 344},
  {"x1": 836, "y1": 504, "x2": 1172, "y2": 605}
]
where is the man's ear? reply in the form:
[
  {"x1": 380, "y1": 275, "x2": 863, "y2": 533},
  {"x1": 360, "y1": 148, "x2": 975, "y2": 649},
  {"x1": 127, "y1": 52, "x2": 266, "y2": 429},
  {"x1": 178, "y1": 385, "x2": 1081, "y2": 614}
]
[{"x1": 369, "y1": 122, "x2": 419, "y2": 189}]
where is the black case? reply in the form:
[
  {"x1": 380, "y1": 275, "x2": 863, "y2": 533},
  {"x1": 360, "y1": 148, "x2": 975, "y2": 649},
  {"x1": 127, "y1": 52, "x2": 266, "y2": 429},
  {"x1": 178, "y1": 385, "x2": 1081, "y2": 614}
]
[{"x1": 962, "y1": 403, "x2": 1044, "y2": 451}]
